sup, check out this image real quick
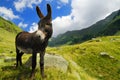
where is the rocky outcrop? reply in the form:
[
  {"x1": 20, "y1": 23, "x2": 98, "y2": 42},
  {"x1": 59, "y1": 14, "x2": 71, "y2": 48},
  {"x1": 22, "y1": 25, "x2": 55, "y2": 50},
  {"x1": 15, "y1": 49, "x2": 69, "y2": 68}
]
[
  {"x1": 4, "y1": 57, "x2": 16, "y2": 62},
  {"x1": 100, "y1": 52, "x2": 114, "y2": 59},
  {"x1": 25, "y1": 53, "x2": 68, "y2": 72}
]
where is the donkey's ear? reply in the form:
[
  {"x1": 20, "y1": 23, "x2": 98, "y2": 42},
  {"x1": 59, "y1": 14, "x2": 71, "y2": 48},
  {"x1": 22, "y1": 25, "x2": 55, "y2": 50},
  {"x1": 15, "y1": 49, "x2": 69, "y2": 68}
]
[
  {"x1": 36, "y1": 6, "x2": 44, "y2": 19},
  {"x1": 46, "y1": 4, "x2": 52, "y2": 19}
]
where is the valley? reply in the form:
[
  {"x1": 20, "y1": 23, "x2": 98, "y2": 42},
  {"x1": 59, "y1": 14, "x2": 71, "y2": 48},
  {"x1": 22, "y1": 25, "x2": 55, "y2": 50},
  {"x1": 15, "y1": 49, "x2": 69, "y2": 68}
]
[{"x1": 0, "y1": 10, "x2": 120, "y2": 80}]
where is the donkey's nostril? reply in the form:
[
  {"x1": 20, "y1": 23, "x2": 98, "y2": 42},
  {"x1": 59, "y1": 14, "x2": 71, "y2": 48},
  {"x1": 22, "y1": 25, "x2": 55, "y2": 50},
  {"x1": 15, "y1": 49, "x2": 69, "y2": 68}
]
[
  {"x1": 38, "y1": 35, "x2": 41, "y2": 38},
  {"x1": 36, "y1": 30, "x2": 46, "y2": 41}
]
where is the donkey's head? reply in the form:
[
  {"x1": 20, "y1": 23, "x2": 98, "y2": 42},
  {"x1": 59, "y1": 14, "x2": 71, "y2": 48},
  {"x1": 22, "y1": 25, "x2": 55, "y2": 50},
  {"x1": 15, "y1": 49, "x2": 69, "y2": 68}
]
[{"x1": 36, "y1": 4, "x2": 52, "y2": 40}]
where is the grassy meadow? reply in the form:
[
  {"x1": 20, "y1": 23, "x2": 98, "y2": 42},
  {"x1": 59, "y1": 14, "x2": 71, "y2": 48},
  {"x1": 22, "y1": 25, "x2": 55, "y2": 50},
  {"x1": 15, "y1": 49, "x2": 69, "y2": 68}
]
[{"x1": 0, "y1": 28, "x2": 120, "y2": 80}]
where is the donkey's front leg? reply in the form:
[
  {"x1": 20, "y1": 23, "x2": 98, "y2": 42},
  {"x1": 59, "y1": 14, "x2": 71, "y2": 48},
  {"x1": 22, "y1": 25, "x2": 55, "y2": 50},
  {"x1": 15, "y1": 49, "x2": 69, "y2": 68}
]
[
  {"x1": 30, "y1": 52, "x2": 37, "y2": 78},
  {"x1": 40, "y1": 51, "x2": 45, "y2": 78}
]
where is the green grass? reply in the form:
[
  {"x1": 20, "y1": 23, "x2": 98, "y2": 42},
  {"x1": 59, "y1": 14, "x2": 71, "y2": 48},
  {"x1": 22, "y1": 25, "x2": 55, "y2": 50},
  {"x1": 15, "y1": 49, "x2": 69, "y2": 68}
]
[
  {"x1": 0, "y1": 16, "x2": 21, "y2": 34},
  {"x1": 0, "y1": 28, "x2": 16, "y2": 54},
  {"x1": 47, "y1": 36, "x2": 120, "y2": 80},
  {"x1": 0, "y1": 20, "x2": 120, "y2": 80}
]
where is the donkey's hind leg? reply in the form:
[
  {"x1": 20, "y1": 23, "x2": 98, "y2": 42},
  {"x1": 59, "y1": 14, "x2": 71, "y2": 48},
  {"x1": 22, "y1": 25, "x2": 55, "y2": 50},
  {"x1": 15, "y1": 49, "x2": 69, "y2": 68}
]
[
  {"x1": 16, "y1": 48, "x2": 19, "y2": 67},
  {"x1": 16, "y1": 48, "x2": 24, "y2": 67},
  {"x1": 19, "y1": 52, "x2": 24, "y2": 66}
]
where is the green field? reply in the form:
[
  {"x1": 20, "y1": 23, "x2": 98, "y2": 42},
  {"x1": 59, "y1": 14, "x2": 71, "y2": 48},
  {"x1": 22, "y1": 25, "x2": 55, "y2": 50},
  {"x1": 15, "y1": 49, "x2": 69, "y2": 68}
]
[
  {"x1": 0, "y1": 16, "x2": 120, "y2": 80},
  {"x1": 0, "y1": 30, "x2": 120, "y2": 80}
]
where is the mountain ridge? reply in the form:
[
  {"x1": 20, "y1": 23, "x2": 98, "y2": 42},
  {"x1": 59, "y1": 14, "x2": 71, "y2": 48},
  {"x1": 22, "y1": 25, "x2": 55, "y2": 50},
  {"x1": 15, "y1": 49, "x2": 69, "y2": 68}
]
[
  {"x1": 49, "y1": 9, "x2": 120, "y2": 46},
  {"x1": 0, "y1": 13, "x2": 120, "y2": 80},
  {"x1": 0, "y1": 16, "x2": 21, "y2": 34}
]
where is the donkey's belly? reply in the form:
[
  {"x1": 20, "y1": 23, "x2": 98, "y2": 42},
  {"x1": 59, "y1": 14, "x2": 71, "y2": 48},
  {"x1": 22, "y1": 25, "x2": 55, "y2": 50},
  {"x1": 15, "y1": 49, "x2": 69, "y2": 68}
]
[{"x1": 17, "y1": 46, "x2": 33, "y2": 54}]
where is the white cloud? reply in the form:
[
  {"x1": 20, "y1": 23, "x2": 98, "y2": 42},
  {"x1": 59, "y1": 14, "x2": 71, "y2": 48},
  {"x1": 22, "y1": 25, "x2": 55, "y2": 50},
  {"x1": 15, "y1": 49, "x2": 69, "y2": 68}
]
[
  {"x1": 56, "y1": 0, "x2": 69, "y2": 9},
  {"x1": 52, "y1": 0, "x2": 120, "y2": 37},
  {"x1": 18, "y1": 22, "x2": 28, "y2": 28},
  {"x1": 29, "y1": 22, "x2": 38, "y2": 32},
  {"x1": 57, "y1": 6, "x2": 61, "y2": 9},
  {"x1": 14, "y1": 0, "x2": 42, "y2": 11},
  {"x1": 60, "y1": 0, "x2": 69, "y2": 4},
  {"x1": 0, "y1": 6, "x2": 19, "y2": 20}
]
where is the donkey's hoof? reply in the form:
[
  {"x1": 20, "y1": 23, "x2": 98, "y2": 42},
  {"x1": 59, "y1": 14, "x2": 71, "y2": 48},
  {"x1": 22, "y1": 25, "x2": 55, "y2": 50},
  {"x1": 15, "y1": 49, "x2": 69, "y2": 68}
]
[
  {"x1": 41, "y1": 74, "x2": 47, "y2": 78},
  {"x1": 30, "y1": 73, "x2": 35, "y2": 79}
]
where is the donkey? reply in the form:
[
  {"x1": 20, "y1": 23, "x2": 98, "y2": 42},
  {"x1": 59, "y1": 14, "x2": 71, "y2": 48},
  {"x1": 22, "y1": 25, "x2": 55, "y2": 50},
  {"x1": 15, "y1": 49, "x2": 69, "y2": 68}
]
[{"x1": 15, "y1": 4, "x2": 52, "y2": 78}]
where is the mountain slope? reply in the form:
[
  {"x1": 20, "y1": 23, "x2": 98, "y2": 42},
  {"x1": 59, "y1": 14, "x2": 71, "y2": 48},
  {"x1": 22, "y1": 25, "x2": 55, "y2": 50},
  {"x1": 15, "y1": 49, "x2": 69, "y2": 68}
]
[
  {"x1": 100, "y1": 15, "x2": 120, "y2": 35},
  {"x1": 0, "y1": 17, "x2": 21, "y2": 53},
  {"x1": 0, "y1": 36, "x2": 120, "y2": 80},
  {"x1": 0, "y1": 16, "x2": 21, "y2": 34},
  {"x1": 49, "y1": 9, "x2": 120, "y2": 46},
  {"x1": 0, "y1": 16, "x2": 120, "y2": 80},
  {"x1": 47, "y1": 36, "x2": 120, "y2": 80}
]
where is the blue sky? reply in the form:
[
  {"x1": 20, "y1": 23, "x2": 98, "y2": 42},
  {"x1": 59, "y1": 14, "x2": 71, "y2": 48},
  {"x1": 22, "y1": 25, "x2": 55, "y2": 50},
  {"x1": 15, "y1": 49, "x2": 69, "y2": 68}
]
[{"x1": 0, "y1": 0, "x2": 120, "y2": 37}]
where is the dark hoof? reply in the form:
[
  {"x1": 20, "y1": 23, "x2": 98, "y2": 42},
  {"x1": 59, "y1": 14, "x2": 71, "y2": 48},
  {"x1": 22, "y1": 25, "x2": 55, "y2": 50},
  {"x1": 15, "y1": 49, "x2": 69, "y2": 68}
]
[
  {"x1": 30, "y1": 72, "x2": 35, "y2": 80},
  {"x1": 41, "y1": 74, "x2": 47, "y2": 78}
]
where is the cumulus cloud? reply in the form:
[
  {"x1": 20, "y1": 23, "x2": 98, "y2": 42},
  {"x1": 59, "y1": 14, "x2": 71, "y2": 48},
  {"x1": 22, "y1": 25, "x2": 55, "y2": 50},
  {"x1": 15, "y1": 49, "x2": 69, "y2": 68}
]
[
  {"x1": 56, "y1": 0, "x2": 69, "y2": 9},
  {"x1": 52, "y1": 0, "x2": 120, "y2": 37},
  {"x1": 29, "y1": 22, "x2": 38, "y2": 32},
  {"x1": 0, "y1": 6, "x2": 19, "y2": 20},
  {"x1": 14, "y1": 0, "x2": 42, "y2": 11},
  {"x1": 18, "y1": 22, "x2": 28, "y2": 28}
]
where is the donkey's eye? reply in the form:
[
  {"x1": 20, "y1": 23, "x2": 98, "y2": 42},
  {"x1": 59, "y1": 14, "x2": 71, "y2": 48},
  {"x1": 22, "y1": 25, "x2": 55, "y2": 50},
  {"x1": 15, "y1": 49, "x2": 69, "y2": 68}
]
[
  {"x1": 45, "y1": 29, "x2": 48, "y2": 32},
  {"x1": 46, "y1": 23, "x2": 52, "y2": 26},
  {"x1": 46, "y1": 23, "x2": 49, "y2": 25}
]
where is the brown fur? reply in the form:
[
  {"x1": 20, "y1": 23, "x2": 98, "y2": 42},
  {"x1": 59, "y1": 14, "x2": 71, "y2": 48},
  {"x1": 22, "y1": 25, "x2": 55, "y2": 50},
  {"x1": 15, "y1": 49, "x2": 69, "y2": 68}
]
[{"x1": 15, "y1": 4, "x2": 52, "y2": 78}]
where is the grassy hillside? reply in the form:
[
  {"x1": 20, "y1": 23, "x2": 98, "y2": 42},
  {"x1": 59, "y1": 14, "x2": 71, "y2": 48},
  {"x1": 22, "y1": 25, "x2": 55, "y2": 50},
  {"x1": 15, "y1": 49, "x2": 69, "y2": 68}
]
[
  {"x1": 100, "y1": 15, "x2": 120, "y2": 36},
  {"x1": 0, "y1": 16, "x2": 21, "y2": 53},
  {"x1": 0, "y1": 16, "x2": 21, "y2": 34},
  {"x1": 0, "y1": 35, "x2": 120, "y2": 80},
  {"x1": 47, "y1": 36, "x2": 120, "y2": 80},
  {"x1": 0, "y1": 28, "x2": 16, "y2": 53},
  {"x1": 0, "y1": 16, "x2": 120, "y2": 80}
]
